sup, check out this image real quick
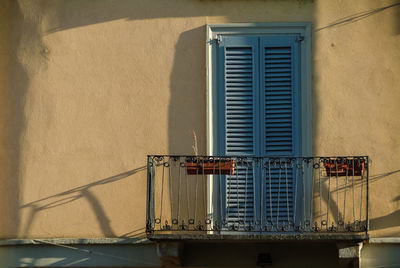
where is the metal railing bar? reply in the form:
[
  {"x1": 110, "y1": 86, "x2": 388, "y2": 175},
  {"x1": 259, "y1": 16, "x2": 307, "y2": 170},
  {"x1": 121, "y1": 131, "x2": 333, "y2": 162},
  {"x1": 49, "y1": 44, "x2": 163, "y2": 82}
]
[
  {"x1": 146, "y1": 156, "x2": 155, "y2": 232},
  {"x1": 260, "y1": 160, "x2": 264, "y2": 230},
  {"x1": 301, "y1": 161, "x2": 305, "y2": 230},
  {"x1": 343, "y1": 162, "x2": 349, "y2": 228},
  {"x1": 352, "y1": 158, "x2": 356, "y2": 224},
  {"x1": 252, "y1": 160, "x2": 256, "y2": 227},
  {"x1": 318, "y1": 159, "x2": 322, "y2": 229},
  {"x1": 293, "y1": 158, "x2": 298, "y2": 230},
  {"x1": 327, "y1": 160, "x2": 331, "y2": 231},
  {"x1": 185, "y1": 162, "x2": 190, "y2": 224},
  {"x1": 234, "y1": 160, "x2": 239, "y2": 226},
  {"x1": 245, "y1": 160, "x2": 248, "y2": 226},
  {"x1": 285, "y1": 161, "x2": 290, "y2": 227},
  {"x1": 268, "y1": 161, "x2": 273, "y2": 228},
  {"x1": 359, "y1": 158, "x2": 364, "y2": 228},
  {"x1": 277, "y1": 161, "x2": 281, "y2": 228},
  {"x1": 160, "y1": 161, "x2": 165, "y2": 226},
  {"x1": 219, "y1": 160, "x2": 223, "y2": 230},
  {"x1": 178, "y1": 158, "x2": 182, "y2": 223},
  {"x1": 202, "y1": 170, "x2": 207, "y2": 228},
  {"x1": 366, "y1": 156, "x2": 370, "y2": 234},
  {"x1": 336, "y1": 159, "x2": 339, "y2": 227},
  {"x1": 309, "y1": 159, "x2": 315, "y2": 230},
  {"x1": 169, "y1": 159, "x2": 174, "y2": 226},
  {"x1": 194, "y1": 166, "x2": 199, "y2": 224}
]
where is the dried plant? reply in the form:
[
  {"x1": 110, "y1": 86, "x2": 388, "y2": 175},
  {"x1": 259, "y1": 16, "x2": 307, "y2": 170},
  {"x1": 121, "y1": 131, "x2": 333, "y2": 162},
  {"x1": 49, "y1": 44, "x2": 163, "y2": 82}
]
[{"x1": 192, "y1": 129, "x2": 198, "y2": 156}]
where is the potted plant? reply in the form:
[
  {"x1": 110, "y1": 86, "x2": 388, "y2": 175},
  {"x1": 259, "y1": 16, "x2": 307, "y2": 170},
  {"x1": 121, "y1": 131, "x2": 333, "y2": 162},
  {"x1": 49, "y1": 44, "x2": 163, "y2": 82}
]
[
  {"x1": 186, "y1": 158, "x2": 236, "y2": 175},
  {"x1": 324, "y1": 158, "x2": 365, "y2": 177},
  {"x1": 185, "y1": 130, "x2": 235, "y2": 175}
]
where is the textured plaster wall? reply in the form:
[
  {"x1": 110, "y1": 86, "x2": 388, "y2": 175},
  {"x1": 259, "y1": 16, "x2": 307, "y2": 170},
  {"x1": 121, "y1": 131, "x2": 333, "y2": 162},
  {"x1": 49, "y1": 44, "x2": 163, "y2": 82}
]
[
  {"x1": 0, "y1": 0, "x2": 399, "y2": 239},
  {"x1": 313, "y1": 0, "x2": 400, "y2": 238}
]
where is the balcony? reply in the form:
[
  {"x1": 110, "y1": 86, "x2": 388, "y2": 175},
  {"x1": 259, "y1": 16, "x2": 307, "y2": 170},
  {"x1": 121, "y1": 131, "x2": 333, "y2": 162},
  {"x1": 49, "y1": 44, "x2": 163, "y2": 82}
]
[{"x1": 146, "y1": 155, "x2": 369, "y2": 241}]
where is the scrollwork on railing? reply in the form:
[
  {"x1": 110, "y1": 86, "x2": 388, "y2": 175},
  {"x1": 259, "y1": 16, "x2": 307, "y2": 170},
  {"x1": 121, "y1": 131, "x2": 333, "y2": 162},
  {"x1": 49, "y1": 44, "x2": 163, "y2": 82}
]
[{"x1": 146, "y1": 155, "x2": 369, "y2": 234}]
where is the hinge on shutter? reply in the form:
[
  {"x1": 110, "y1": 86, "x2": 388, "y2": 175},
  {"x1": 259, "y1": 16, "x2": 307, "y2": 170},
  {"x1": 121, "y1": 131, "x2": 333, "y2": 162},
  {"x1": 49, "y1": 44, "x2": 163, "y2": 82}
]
[
  {"x1": 296, "y1": 36, "x2": 304, "y2": 42},
  {"x1": 207, "y1": 35, "x2": 222, "y2": 45}
]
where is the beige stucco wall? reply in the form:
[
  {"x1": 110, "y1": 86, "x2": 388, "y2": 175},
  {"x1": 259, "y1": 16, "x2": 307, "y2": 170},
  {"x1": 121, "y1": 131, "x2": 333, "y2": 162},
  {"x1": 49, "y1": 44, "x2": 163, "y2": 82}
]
[
  {"x1": 0, "y1": 0, "x2": 399, "y2": 239},
  {"x1": 313, "y1": 1, "x2": 400, "y2": 238}
]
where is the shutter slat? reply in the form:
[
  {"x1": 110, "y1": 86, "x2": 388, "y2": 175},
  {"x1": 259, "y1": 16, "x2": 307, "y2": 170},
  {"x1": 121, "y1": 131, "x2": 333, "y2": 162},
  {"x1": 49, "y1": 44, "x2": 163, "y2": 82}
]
[
  {"x1": 265, "y1": 49, "x2": 292, "y2": 54},
  {"x1": 226, "y1": 73, "x2": 254, "y2": 77},
  {"x1": 226, "y1": 77, "x2": 253, "y2": 82},
  {"x1": 266, "y1": 73, "x2": 292, "y2": 77},
  {"x1": 226, "y1": 64, "x2": 253, "y2": 68},
  {"x1": 265, "y1": 59, "x2": 291, "y2": 64},
  {"x1": 266, "y1": 136, "x2": 292, "y2": 141}
]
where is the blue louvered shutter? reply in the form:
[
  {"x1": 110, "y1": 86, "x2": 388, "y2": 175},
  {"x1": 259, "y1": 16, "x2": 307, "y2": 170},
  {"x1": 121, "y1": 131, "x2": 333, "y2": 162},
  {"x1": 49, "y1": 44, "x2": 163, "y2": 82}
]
[
  {"x1": 219, "y1": 36, "x2": 260, "y2": 227},
  {"x1": 260, "y1": 36, "x2": 300, "y2": 228},
  {"x1": 218, "y1": 35, "x2": 301, "y2": 230}
]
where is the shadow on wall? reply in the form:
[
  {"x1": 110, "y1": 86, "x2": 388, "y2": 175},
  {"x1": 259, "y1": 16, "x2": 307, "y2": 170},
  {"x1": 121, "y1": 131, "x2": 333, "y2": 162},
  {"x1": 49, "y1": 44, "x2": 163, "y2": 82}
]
[
  {"x1": 42, "y1": 0, "x2": 314, "y2": 34},
  {"x1": 0, "y1": 1, "x2": 34, "y2": 238},
  {"x1": 168, "y1": 26, "x2": 206, "y2": 155},
  {"x1": 40, "y1": 1, "x2": 400, "y2": 35},
  {"x1": 315, "y1": 2, "x2": 400, "y2": 35},
  {"x1": 19, "y1": 166, "x2": 147, "y2": 238},
  {"x1": 368, "y1": 170, "x2": 400, "y2": 233},
  {"x1": 42, "y1": 0, "x2": 218, "y2": 35},
  {"x1": 370, "y1": 209, "x2": 400, "y2": 234}
]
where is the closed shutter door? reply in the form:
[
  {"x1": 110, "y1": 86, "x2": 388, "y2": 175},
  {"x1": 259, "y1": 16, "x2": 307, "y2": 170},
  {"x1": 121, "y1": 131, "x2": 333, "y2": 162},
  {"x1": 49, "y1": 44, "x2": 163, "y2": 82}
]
[
  {"x1": 260, "y1": 36, "x2": 300, "y2": 228},
  {"x1": 219, "y1": 35, "x2": 300, "y2": 230},
  {"x1": 219, "y1": 36, "x2": 260, "y2": 227}
]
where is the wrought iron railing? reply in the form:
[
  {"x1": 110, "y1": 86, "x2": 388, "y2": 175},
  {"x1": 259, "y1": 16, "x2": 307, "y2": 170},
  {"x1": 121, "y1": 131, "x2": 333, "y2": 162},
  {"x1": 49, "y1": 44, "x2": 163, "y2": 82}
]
[{"x1": 146, "y1": 155, "x2": 369, "y2": 236}]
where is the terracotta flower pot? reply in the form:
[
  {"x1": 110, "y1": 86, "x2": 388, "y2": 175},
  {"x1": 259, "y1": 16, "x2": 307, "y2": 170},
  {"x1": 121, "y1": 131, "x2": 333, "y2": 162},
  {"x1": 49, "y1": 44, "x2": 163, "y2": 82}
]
[
  {"x1": 324, "y1": 159, "x2": 364, "y2": 177},
  {"x1": 186, "y1": 159, "x2": 236, "y2": 175}
]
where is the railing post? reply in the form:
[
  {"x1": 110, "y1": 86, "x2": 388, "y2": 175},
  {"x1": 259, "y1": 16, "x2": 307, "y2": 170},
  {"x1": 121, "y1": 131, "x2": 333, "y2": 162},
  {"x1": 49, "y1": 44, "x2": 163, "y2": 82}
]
[
  {"x1": 366, "y1": 156, "x2": 369, "y2": 235},
  {"x1": 146, "y1": 155, "x2": 155, "y2": 233}
]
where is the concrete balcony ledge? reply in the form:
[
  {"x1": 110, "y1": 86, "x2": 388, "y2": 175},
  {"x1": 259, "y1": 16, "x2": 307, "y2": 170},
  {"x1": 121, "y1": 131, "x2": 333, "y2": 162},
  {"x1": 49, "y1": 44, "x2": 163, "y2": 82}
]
[
  {"x1": 0, "y1": 237, "x2": 151, "y2": 246},
  {"x1": 147, "y1": 232, "x2": 369, "y2": 243},
  {"x1": 0, "y1": 233, "x2": 372, "y2": 247}
]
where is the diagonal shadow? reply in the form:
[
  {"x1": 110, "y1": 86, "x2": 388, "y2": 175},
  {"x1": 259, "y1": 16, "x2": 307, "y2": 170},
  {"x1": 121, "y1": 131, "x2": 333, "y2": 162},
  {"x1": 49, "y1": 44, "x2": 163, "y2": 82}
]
[
  {"x1": 316, "y1": 3, "x2": 400, "y2": 32},
  {"x1": 370, "y1": 209, "x2": 400, "y2": 232},
  {"x1": 368, "y1": 194, "x2": 400, "y2": 231},
  {"x1": 118, "y1": 227, "x2": 146, "y2": 238},
  {"x1": 20, "y1": 166, "x2": 146, "y2": 209},
  {"x1": 314, "y1": 169, "x2": 400, "y2": 228},
  {"x1": 324, "y1": 169, "x2": 400, "y2": 194},
  {"x1": 19, "y1": 165, "x2": 147, "y2": 237},
  {"x1": 81, "y1": 188, "x2": 116, "y2": 237}
]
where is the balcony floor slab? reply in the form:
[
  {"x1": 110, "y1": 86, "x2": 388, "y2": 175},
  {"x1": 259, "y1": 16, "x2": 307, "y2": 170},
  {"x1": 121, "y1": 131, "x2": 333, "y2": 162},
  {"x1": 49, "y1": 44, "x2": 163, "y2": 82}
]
[{"x1": 147, "y1": 233, "x2": 369, "y2": 243}]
